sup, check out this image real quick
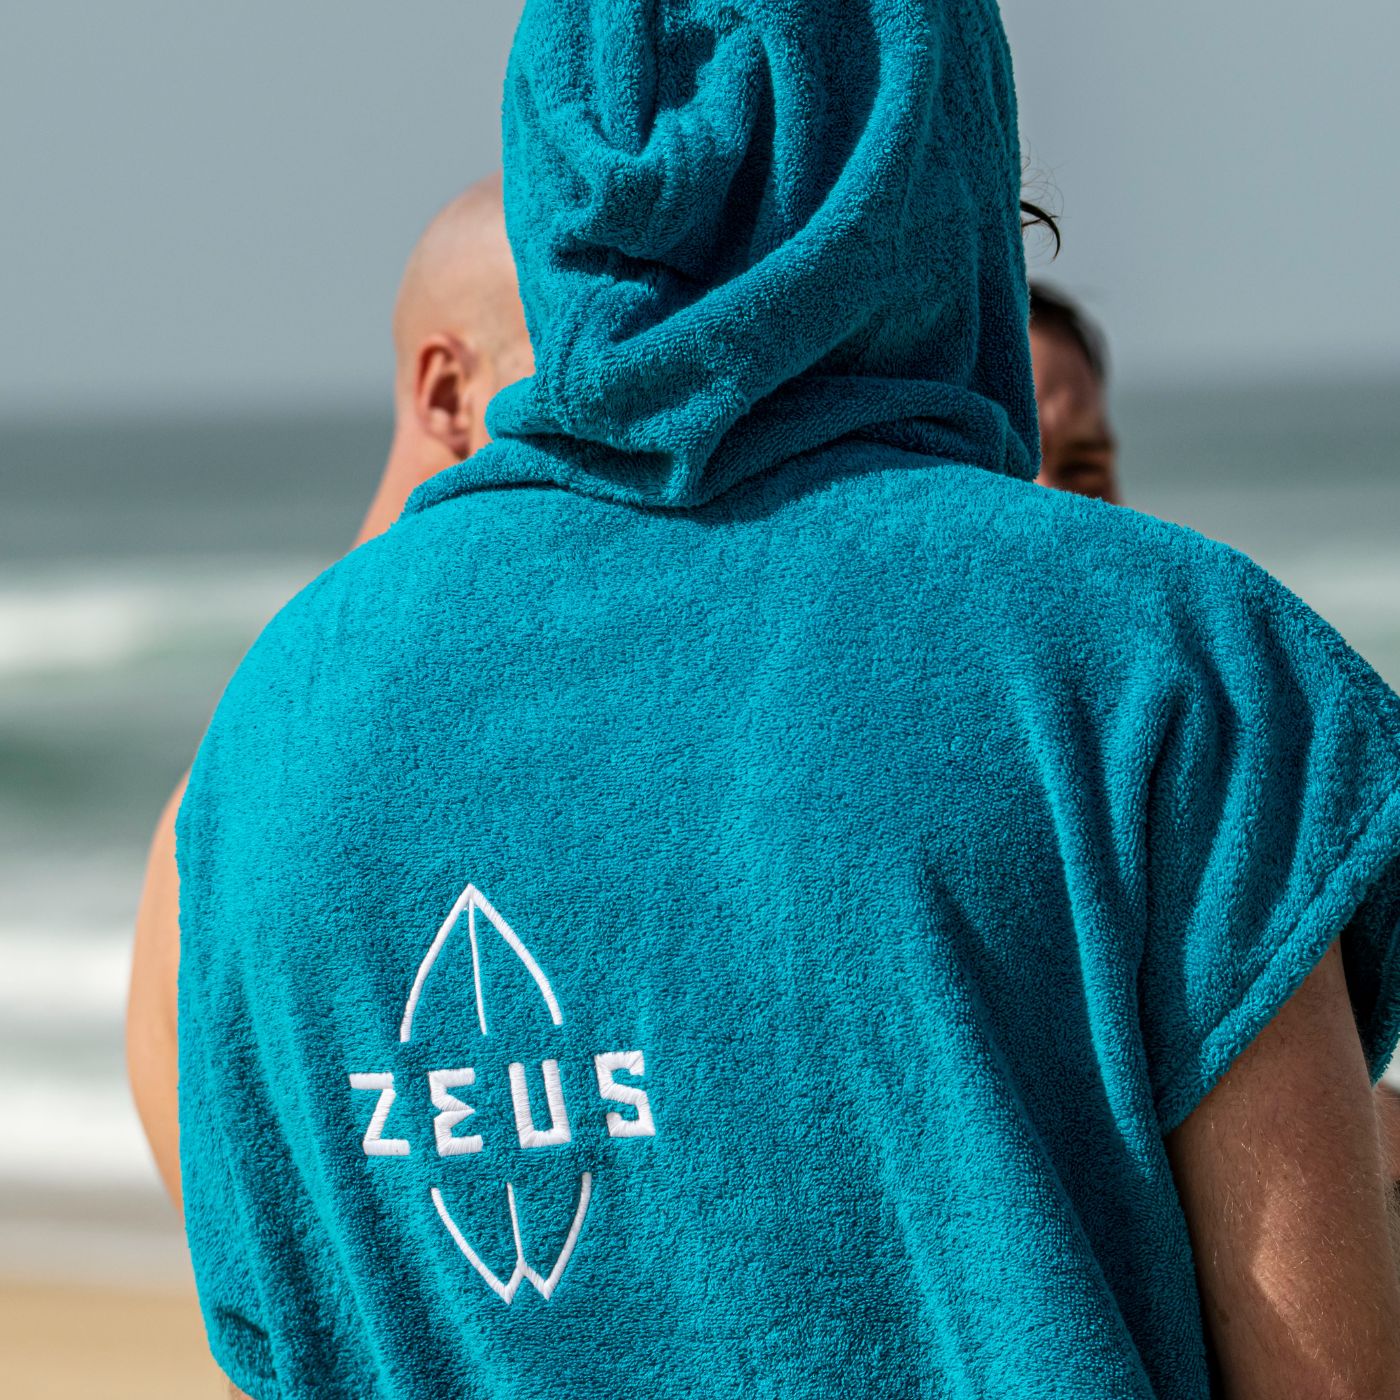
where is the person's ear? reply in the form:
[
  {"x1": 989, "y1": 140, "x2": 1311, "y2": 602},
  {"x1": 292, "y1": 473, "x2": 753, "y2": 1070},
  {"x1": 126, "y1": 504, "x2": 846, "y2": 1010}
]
[{"x1": 412, "y1": 334, "x2": 483, "y2": 459}]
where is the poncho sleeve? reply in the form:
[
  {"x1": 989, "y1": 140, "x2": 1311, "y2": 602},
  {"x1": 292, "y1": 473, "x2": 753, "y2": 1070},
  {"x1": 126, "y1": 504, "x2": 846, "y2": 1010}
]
[{"x1": 1141, "y1": 550, "x2": 1400, "y2": 1133}]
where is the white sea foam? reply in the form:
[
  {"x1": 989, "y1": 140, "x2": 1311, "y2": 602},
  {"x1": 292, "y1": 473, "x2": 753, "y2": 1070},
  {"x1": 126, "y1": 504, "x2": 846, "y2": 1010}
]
[
  {"x1": 0, "y1": 557, "x2": 321, "y2": 680},
  {"x1": 0, "y1": 930, "x2": 132, "y2": 1028},
  {"x1": 0, "y1": 923, "x2": 154, "y2": 1193},
  {"x1": 1, "y1": 1071, "x2": 161, "y2": 1191}
]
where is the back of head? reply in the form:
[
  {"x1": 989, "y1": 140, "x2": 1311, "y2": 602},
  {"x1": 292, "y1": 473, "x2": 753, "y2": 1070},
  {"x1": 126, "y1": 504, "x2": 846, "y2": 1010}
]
[
  {"x1": 393, "y1": 176, "x2": 526, "y2": 377},
  {"x1": 359, "y1": 176, "x2": 530, "y2": 543},
  {"x1": 422, "y1": 0, "x2": 1039, "y2": 510},
  {"x1": 1029, "y1": 282, "x2": 1109, "y2": 385}
]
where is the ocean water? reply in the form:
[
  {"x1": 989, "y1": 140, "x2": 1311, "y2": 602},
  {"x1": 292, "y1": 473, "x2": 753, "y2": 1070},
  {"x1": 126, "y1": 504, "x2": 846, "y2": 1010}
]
[
  {"x1": 2, "y1": 383, "x2": 1397, "y2": 1282},
  {"x1": 1, "y1": 412, "x2": 387, "y2": 1281}
]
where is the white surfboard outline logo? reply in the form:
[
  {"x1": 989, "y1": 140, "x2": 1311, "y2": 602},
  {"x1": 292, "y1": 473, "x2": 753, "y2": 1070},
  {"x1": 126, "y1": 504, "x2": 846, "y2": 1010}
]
[
  {"x1": 400, "y1": 883, "x2": 589, "y2": 1304},
  {"x1": 400, "y1": 883, "x2": 563, "y2": 1042}
]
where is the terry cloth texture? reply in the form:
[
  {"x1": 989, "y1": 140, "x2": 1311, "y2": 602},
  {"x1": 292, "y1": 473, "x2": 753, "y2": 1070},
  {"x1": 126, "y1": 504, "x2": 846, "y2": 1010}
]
[{"x1": 176, "y1": 2, "x2": 1400, "y2": 1398}]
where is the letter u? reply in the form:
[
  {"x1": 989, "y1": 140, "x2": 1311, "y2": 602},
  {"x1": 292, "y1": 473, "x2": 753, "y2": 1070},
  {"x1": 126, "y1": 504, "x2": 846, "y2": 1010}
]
[{"x1": 507, "y1": 1059, "x2": 572, "y2": 1148}]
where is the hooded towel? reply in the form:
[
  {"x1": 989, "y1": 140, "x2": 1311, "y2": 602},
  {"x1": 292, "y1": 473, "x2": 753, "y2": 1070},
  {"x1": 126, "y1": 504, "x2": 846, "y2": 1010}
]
[{"x1": 177, "y1": 2, "x2": 1400, "y2": 1396}]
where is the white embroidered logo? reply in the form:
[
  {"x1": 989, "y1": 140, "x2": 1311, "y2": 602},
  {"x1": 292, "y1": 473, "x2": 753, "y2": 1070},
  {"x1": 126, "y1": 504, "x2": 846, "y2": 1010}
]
[
  {"x1": 348, "y1": 884, "x2": 655, "y2": 1304},
  {"x1": 401, "y1": 884, "x2": 562, "y2": 1042}
]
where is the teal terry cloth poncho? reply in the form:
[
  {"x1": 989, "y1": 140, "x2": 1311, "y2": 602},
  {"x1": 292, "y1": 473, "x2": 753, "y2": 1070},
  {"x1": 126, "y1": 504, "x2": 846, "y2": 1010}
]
[{"x1": 177, "y1": 1, "x2": 1400, "y2": 1396}]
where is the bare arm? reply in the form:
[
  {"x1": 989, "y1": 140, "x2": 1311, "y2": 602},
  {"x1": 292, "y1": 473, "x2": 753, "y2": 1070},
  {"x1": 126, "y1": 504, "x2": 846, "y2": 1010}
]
[
  {"x1": 1378, "y1": 1083, "x2": 1400, "y2": 1187},
  {"x1": 127, "y1": 777, "x2": 187, "y2": 1208},
  {"x1": 1166, "y1": 943, "x2": 1400, "y2": 1400},
  {"x1": 125, "y1": 458, "x2": 419, "y2": 1213}
]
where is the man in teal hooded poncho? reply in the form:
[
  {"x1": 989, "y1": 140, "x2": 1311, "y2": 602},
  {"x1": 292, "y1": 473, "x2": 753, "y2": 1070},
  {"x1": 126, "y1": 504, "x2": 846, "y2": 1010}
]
[{"x1": 173, "y1": 0, "x2": 1400, "y2": 1395}]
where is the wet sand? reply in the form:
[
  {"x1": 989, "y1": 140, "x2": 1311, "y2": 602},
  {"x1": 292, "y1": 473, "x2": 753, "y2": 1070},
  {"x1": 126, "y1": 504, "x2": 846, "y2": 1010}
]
[{"x1": 0, "y1": 1280, "x2": 228, "y2": 1399}]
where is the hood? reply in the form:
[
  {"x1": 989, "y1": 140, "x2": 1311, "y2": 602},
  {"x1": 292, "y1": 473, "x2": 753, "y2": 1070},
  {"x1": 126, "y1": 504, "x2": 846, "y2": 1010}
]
[{"x1": 420, "y1": 0, "x2": 1039, "y2": 512}]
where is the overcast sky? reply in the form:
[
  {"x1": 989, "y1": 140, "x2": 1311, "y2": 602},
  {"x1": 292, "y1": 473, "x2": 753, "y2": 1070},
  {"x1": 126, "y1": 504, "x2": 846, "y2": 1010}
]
[{"x1": 1, "y1": 0, "x2": 1396, "y2": 417}]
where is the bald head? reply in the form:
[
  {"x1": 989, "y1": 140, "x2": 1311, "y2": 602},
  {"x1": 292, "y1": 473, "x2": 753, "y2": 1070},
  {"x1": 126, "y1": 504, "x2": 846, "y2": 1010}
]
[
  {"x1": 356, "y1": 175, "x2": 532, "y2": 544},
  {"x1": 392, "y1": 174, "x2": 529, "y2": 376}
]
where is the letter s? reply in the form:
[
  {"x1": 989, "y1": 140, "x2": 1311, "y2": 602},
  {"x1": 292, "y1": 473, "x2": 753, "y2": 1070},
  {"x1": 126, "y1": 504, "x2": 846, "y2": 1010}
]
[{"x1": 594, "y1": 1051, "x2": 656, "y2": 1139}]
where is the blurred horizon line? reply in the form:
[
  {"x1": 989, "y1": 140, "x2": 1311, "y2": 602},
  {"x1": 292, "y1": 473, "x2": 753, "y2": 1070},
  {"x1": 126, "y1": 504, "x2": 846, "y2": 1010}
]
[{"x1": 3, "y1": 362, "x2": 1400, "y2": 435}]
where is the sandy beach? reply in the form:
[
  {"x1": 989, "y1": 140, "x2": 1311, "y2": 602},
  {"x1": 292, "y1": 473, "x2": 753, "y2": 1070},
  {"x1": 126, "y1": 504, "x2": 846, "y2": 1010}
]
[
  {"x1": 1, "y1": 1280, "x2": 228, "y2": 1399},
  {"x1": 0, "y1": 1176, "x2": 230, "y2": 1396}
]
